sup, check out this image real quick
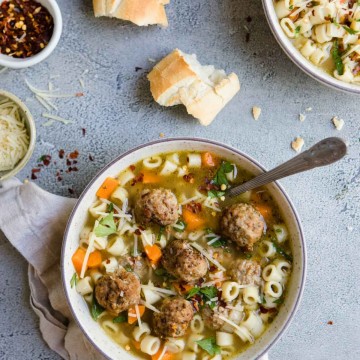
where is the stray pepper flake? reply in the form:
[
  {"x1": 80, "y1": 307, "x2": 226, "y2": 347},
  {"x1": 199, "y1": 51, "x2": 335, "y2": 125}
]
[{"x1": 0, "y1": 0, "x2": 54, "y2": 58}]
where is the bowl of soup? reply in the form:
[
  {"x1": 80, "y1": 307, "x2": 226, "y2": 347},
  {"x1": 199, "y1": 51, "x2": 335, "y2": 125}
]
[
  {"x1": 61, "y1": 138, "x2": 306, "y2": 360},
  {"x1": 263, "y1": 0, "x2": 360, "y2": 94}
]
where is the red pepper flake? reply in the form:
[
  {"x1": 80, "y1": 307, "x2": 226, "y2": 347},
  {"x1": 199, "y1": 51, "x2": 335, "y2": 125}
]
[
  {"x1": 66, "y1": 159, "x2": 71, "y2": 166},
  {"x1": 57, "y1": 176, "x2": 62, "y2": 181},
  {"x1": 135, "y1": 229, "x2": 141, "y2": 236},
  {"x1": 69, "y1": 150, "x2": 79, "y2": 159},
  {"x1": 59, "y1": 149, "x2": 65, "y2": 159},
  {"x1": 129, "y1": 165, "x2": 136, "y2": 171},
  {"x1": 106, "y1": 259, "x2": 110, "y2": 264},
  {"x1": 31, "y1": 173, "x2": 37, "y2": 180},
  {"x1": 81, "y1": 128, "x2": 86, "y2": 136},
  {"x1": 68, "y1": 188, "x2": 74, "y2": 195},
  {"x1": 186, "y1": 201, "x2": 202, "y2": 214},
  {"x1": 327, "y1": 321, "x2": 333, "y2": 325},
  {"x1": 72, "y1": 167, "x2": 78, "y2": 172},
  {"x1": 75, "y1": 92, "x2": 84, "y2": 97},
  {"x1": 42, "y1": 155, "x2": 51, "y2": 166},
  {"x1": 31, "y1": 168, "x2": 41, "y2": 173},
  {"x1": 131, "y1": 173, "x2": 144, "y2": 186},
  {"x1": 89, "y1": 154, "x2": 94, "y2": 161},
  {"x1": 183, "y1": 173, "x2": 195, "y2": 183},
  {"x1": 73, "y1": 160, "x2": 78, "y2": 164}
]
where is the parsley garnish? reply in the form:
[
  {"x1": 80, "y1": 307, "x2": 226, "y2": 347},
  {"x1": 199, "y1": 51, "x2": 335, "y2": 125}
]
[
  {"x1": 273, "y1": 243, "x2": 293, "y2": 262},
  {"x1": 70, "y1": 272, "x2": 78, "y2": 288},
  {"x1": 213, "y1": 161, "x2": 234, "y2": 186},
  {"x1": 196, "y1": 338, "x2": 221, "y2": 356},
  {"x1": 113, "y1": 313, "x2": 127, "y2": 323},
  {"x1": 173, "y1": 220, "x2": 186, "y2": 232},
  {"x1": 332, "y1": 40, "x2": 344, "y2": 76},
  {"x1": 107, "y1": 202, "x2": 114, "y2": 212},
  {"x1": 157, "y1": 226, "x2": 165, "y2": 241},
  {"x1": 273, "y1": 297, "x2": 284, "y2": 304},
  {"x1": 294, "y1": 26, "x2": 301, "y2": 37},
  {"x1": 94, "y1": 212, "x2": 117, "y2": 237},
  {"x1": 342, "y1": 25, "x2": 359, "y2": 35},
  {"x1": 289, "y1": 5, "x2": 294, "y2": 10},
  {"x1": 91, "y1": 294, "x2": 104, "y2": 321},
  {"x1": 208, "y1": 190, "x2": 225, "y2": 198},
  {"x1": 124, "y1": 264, "x2": 133, "y2": 272},
  {"x1": 186, "y1": 286, "x2": 218, "y2": 301}
]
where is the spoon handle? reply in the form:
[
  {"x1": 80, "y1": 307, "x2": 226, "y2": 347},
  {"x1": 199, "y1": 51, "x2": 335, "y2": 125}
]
[{"x1": 226, "y1": 137, "x2": 347, "y2": 199}]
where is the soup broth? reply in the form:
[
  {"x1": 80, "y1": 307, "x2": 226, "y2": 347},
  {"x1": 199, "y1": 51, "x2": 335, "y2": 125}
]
[{"x1": 71, "y1": 151, "x2": 293, "y2": 360}]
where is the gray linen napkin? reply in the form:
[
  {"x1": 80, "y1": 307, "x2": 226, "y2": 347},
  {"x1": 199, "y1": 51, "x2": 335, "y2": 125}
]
[{"x1": 0, "y1": 178, "x2": 268, "y2": 360}]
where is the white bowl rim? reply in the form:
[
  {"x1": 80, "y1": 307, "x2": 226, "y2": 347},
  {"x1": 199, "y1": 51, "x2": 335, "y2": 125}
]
[
  {"x1": 61, "y1": 137, "x2": 307, "y2": 360},
  {"x1": 0, "y1": 0, "x2": 63, "y2": 69},
  {"x1": 262, "y1": 0, "x2": 360, "y2": 95},
  {"x1": 0, "y1": 89, "x2": 36, "y2": 181}
]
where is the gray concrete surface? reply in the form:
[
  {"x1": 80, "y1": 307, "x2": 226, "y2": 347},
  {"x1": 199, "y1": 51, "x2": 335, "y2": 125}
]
[{"x1": 0, "y1": 0, "x2": 359, "y2": 359}]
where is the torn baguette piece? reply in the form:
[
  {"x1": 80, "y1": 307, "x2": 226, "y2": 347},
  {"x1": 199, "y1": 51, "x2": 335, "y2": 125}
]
[
  {"x1": 147, "y1": 49, "x2": 240, "y2": 126},
  {"x1": 93, "y1": 0, "x2": 169, "y2": 27}
]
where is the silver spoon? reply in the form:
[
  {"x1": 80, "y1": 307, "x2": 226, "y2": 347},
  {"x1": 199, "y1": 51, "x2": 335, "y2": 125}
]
[{"x1": 222, "y1": 137, "x2": 347, "y2": 207}]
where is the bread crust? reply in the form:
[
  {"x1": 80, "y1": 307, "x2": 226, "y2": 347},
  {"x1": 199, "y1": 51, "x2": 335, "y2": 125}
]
[
  {"x1": 147, "y1": 49, "x2": 240, "y2": 126},
  {"x1": 93, "y1": 0, "x2": 169, "y2": 27}
]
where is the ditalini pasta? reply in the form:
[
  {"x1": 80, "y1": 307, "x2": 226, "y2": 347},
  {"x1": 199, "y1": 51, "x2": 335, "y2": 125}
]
[
  {"x1": 70, "y1": 151, "x2": 293, "y2": 359},
  {"x1": 274, "y1": 0, "x2": 360, "y2": 83}
]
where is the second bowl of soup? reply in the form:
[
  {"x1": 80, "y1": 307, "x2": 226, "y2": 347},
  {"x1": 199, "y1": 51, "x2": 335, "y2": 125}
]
[{"x1": 62, "y1": 138, "x2": 306, "y2": 360}]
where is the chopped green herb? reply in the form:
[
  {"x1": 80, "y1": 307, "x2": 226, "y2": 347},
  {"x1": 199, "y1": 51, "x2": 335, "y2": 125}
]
[
  {"x1": 294, "y1": 26, "x2": 301, "y2": 37},
  {"x1": 208, "y1": 190, "x2": 225, "y2": 198},
  {"x1": 124, "y1": 264, "x2": 133, "y2": 272},
  {"x1": 157, "y1": 226, "x2": 165, "y2": 241},
  {"x1": 209, "y1": 301, "x2": 217, "y2": 310},
  {"x1": 289, "y1": 5, "x2": 294, "y2": 10},
  {"x1": 343, "y1": 25, "x2": 359, "y2": 35},
  {"x1": 205, "y1": 228, "x2": 213, "y2": 234},
  {"x1": 208, "y1": 236, "x2": 227, "y2": 248},
  {"x1": 37, "y1": 155, "x2": 47, "y2": 162},
  {"x1": 173, "y1": 220, "x2": 186, "y2": 232},
  {"x1": 244, "y1": 252, "x2": 253, "y2": 259},
  {"x1": 196, "y1": 338, "x2": 221, "y2": 356},
  {"x1": 154, "y1": 268, "x2": 167, "y2": 276},
  {"x1": 91, "y1": 295, "x2": 104, "y2": 321},
  {"x1": 332, "y1": 40, "x2": 344, "y2": 76},
  {"x1": 273, "y1": 297, "x2": 284, "y2": 304},
  {"x1": 107, "y1": 202, "x2": 114, "y2": 212},
  {"x1": 331, "y1": 18, "x2": 340, "y2": 26},
  {"x1": 311, "y1": 1, "x2": 320, "y2": 5},
  {"x1": 213, "y1": 161, "x2": 234, "y2": 186},
  {"x1": 200, "y1": 286, "x2": 218, "y2": 300},
  {"x1": 70, "y1": 272, "x2": 78, "y2": 288},
  {"x1": 273, "y1": 243, "x2": 293, "y2": 262},
  {"x1": 113, "y1": 313, "x2": 127, "y2": 323},
  {"x1": 261, "y1": 294, "x2": 266, "y2": 304},
  {"x1": 94, "y1": 212, "x2": 117, "y2": 237},
  {"x1": 186, "y1": 287, "x2": 201, "y2": 299},
  {"x1": 275, "y1": 228, "x2": 282, "y2": 233}
]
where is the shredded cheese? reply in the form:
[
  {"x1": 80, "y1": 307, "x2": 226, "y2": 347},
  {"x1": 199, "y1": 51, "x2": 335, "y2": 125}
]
[
  {"x1": 190, "y1": 243, "x2": 226, "y2": 271},
  {"x1": 42, "y1": 113, "x2": 74, "y2": 125},
  {"x1": 139, "y1": 299, "x2": 160, "y2": 313},
  {"x1": 135, "y1": 304, "x2": 142, "y2": 328},
  {"x1": 141, "y1": 285, "x2": 177, "y2": 296},
  {"x1": 0, "y1": 97, "x2": 30, "y2": 171},
  {"x1": 80, "y1": 231, "x2": 96, "y2": 278},
  {"x1": 0, "y1": 67, "x2": 7, "y2": 74}
]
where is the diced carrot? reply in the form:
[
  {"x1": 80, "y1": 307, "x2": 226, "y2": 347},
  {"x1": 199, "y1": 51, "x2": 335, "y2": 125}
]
[
  {"x1": 173, "y1": 282, "x2": 193, "y2": 295},
  {"x1": 254, "y1": 203, "x2": 273, "y2": 222},
  {"x1": 142, "y1": 172, "x2": 162, "y2": 184},
  {"x1": 152, "y1": 346, "x2": 174, "y2": 360},
  {"x1": 128, "y1": 305, "x2": 146, "y2": 325},
  {"x1": 201, "y1": 152, "x2": 218, "y2": 167},
  {"x1": 96, "y1": 177, "x2": 118, "y2": 199},
  {"x1": 132, "y1": 340, "x2": 141, "y2": 350},
  {"x1": 182, "y1": 208, "x2": 206, "y2": 231},
  {"x1": 87, "y1": 250, "x2": 102, "y2": 268},
  {"x1": 71, "y1": 247, "x2": 86, "y2": 274},
  {"x1": 144, "y1": 245, "x2": 162, "y2": 265}
]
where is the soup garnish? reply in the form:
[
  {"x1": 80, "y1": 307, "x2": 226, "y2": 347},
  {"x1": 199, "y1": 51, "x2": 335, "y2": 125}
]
[{"x1": 71, "y1": 151, "x2": 292, "y2": 359}]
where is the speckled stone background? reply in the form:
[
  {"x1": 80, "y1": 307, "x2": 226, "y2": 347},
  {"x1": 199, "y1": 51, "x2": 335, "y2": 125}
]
[{"x1": 0, "y1": 0, "x2": 359, "y2": 359}]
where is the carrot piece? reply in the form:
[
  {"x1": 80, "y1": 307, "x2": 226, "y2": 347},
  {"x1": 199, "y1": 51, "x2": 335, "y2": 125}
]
[
  {"x1": 87, "y1": 250, "x2": 102, "y2": 268},
  {"x1": 254, "y1": 203, "x2": 273, "y2": 222},
  {"x1": 182, "y1": 208, "x2": 206, "y2": 231},
  {"x1": 173, "y1": 282, "x2": 193, "y2": 295},
  {"x1": 201, "y1": 152, "x2": 218, "y2": 167},
  {"x1": 128, "y1": 305, "x2": 146, "y2": 325},
  {"x1": 132, "y1": 340, "x2": 141, "y2": 350},
  {"x1": 71, "y1": 247, "x2": 86, "y2": 274},
  {"x1": 152, "y1": 346, "x2": 174, "y2": 360},
  {"x1": 142, "y1": 172, "x2": 162, "y2": 184},
  {"x1": 96, "y1": 177, "x2": 118, "y2": 199},
  {"x1": 144, "y1": 245, "x2": 162, "y2": 264}
]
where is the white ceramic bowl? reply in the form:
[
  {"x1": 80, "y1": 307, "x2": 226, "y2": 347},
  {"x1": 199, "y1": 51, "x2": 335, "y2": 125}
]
[
  {"x1": 0, "y1": 0, "x2": 62, "y2": 69},
  {"x1": 0, "y1": 89, "x2": 36, "y2": 181},
  {"x1": 61, "y1": 138, "x2": 306, "y2": 360},
  {"x1": 262, "y1": 0, "x2": 360, "y2": 95}
]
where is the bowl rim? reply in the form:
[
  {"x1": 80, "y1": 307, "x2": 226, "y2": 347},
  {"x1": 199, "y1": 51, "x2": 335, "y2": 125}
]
[
  {"x1": 262, "y1": 0, "x2": 360, "y2": 95},
  {"x1": 61, "y1": 137, "x2": 307, "y2": 360},
  {"x1": 0, "y1": 89, "x2": 36, "y2": 181},
  {"x1": 0, "y1": 0, "x2": 63, "y2": 69}
]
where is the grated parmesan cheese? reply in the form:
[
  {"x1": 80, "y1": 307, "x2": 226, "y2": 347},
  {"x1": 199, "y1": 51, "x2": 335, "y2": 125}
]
[
  {"x1": 332, "y1": 116, "x2": 344, "y2": 131},
  {"x1": 0, "y1": 97, "x2": 30, "y2": 171},
  {"x1": 291, "y1": 137, "x2": 304, "y2": 153},
  {"x1": 190, "y1": 242, "x2": 226, "y2": 271}
]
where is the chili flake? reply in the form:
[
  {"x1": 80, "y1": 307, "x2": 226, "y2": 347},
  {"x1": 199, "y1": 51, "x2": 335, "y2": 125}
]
[{"x1": 0, "y1": 0, "x2": 54, "y2": 58}]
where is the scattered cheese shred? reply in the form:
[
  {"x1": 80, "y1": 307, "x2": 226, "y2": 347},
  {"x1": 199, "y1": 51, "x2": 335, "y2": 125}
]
[
  {"x1": 299, "y1": 113, "x2": 306, "y2": 122},
  {"x1": 332, "y1": 116, "x2": 344, "y2": 131},
  {"x1": 80, "y1": 231, "x2": 96, "y2": 278},
  {"x1": 42, "y1": 113, "x2": 74, "y2": 125},
  {"x1": 135, "y1": 304, "x2": 142, "y2": 328},
  {"x1": 190, "y1": 242, "x2": 226, "y2": 271},
  {"x1": 139, "y1": 299, "x2": 160, "y2": 313},
  {"x1": 0, "y1": 67, "x2": 7, "y2": 74},
  {"x1": 141, "y1": 285, "x2": 177, "y2": 296},
  {"x1": 252, "y1": 106, "x2": 261, "y2": 120},
  {"x1": 291, "y1": 137, "x2": 304, "y2": 153},
  {"x1": 0, "y1": 97, "x2": 30, "y2": 171}
]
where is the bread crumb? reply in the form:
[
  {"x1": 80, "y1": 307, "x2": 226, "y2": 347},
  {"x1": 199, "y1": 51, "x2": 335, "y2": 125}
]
[
  {"x1": 148, "y1": 58, "x2": 156, "y2": 63},
  {"x1": 125, "y1": 345, "x2": 130, "y2": 351},
  {"x1": 211, "y1": 211, "x2": 216, "y2": 217},
  {"x1": 347, "y1": 226, "x2": 353, "y2": 232},
  {"x1": 220, "y1": 184, "x2": 227, "y2": 191},
  {"x1": 332, "y1": 116, "x2": 344, "y2": 131},
  {"x1": 252, "y1": 106, "x2": 261, "y2": 120},
  {"x1": 159, "y1": 132, "x2": 165, "y2": 138},
  {"x1": 327, "y1": 321, "x2": 333, "y2": 325},
  {"x1": 299, "y1": 113, "x2": 306, "y2": 122},
  {"x1": 220, "y1": 196, "x2": 225, "y2": 201},
  {"x1": 305, "y1": 107, "x2": 312, "y2": 112},
  {"x1": 291, "y1": 137, "x2": 304, "y2": 152}
]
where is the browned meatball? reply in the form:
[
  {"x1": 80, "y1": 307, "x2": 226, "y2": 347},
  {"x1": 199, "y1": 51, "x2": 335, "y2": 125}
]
[
  {"x1": 135, "y1": 188, "x2": 179, "y2": 226},
  {"x1": 153, "y1": 297, "x2": 193, "y2": 337},
  {"x1": 220, "y1": 203, "x2": 264, "y2": 250},
  {"x1": 201, "y1": 305, "x2": 229, "y2": 330},
  {"x1": 95, "y1": 268, "x2": 141, "y2": 315},
  {"x1": 162, "y1": 239, "x2": 208, "y2": 282},
  {"x1": 230, "y1": 259, "x2": 262, "y2": 286}
]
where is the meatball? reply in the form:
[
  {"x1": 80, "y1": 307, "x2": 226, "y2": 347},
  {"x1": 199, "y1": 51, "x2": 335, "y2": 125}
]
[
  {"x1": 153, "y1": 297, "x2": 193, "y2": 337},
  {"x1": 162, "y1": 239, "x2": 208, "y2": 282},
  {"x1": 95, "y1": 268, "x2": 141, "y2": 315},
  {"x1": 201, "y1": 305, "x2": 229, "y2": 330},
  {"x1": 135, "y1": 188, "x2": 179, "y2": 226},
  {"x1": 220, "y1": 203, "x2": 264, "y2": 250},
  {"x1": 229, "y1": 259, "x2": 262, "y2": 286}
]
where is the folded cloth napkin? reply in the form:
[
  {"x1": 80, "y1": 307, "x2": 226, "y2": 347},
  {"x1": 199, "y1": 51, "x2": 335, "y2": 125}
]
[{"x1": 0, "y1": 178, "x2": 269, "y2": 360}]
